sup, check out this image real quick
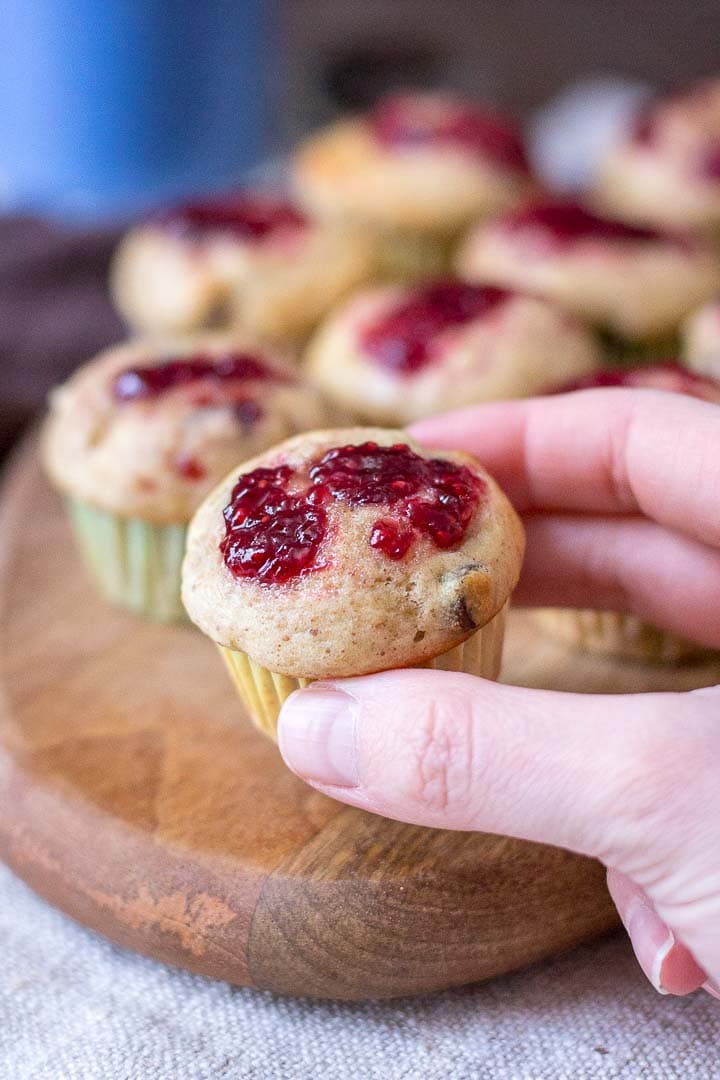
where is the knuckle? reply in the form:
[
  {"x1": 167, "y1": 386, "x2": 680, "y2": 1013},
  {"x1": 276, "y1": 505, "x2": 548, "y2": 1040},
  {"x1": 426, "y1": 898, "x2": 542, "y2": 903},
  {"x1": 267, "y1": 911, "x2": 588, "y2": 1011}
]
[
  {"x1": 402, "y1": 690, "x2": 479, "y2": 817},
  {"x1": 598, "y1": 694, "x2": 718, "y2": 865}
]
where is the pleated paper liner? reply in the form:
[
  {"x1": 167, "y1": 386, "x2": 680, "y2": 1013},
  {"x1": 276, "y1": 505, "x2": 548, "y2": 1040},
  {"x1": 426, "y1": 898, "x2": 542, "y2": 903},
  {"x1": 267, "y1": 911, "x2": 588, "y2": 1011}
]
[
  {"x1": 595, "y1": 329, "x2": 680, "y2": 366},
  {"x1": 67, "y1": 498, "x2": 188, "y2": 622},
  {"x1": 532, "y1": 608, "x2": 708, "y2": 664},
  {"x1": 219, "y1": 601, "x2": 508, "y2": 742},
  {"x1": 375, "y1": 227, "x2": 458, "y2": 282}
]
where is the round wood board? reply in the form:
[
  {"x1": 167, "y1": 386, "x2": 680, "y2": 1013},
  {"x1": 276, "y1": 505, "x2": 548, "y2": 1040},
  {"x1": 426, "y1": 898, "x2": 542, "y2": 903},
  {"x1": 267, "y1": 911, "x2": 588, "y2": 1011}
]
[{"x1": 2, "y1": 438, "x2": 719, "y2": 1001}]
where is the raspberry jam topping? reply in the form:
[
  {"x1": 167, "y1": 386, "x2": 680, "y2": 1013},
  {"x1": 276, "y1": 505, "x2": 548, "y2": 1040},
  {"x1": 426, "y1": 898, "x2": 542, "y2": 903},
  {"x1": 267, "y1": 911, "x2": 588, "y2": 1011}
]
[
  {"x1": 153, "y1": 195, "x2": 306, "y2": 242},
  {"x1": 631, "y1": 94, "x2": 720, "y2": 182},
  {"x1": 370, "y1": 94, "x2": 530, "y2": 173},
  {"x1": 360, "y1": 282, "x2": 510, "y2": 375},
  {"x1": 220, "y1": 441, "x2": 485, "y2": 583},
  {"x1": 631, "y1": 106, "x2": 657, "y2": 147},
  {"x1": 501, "y1": 201, "x2": 664, "y2": 248},
  {"x1": 555, "y1": 362, "x2": 720, "y2": 402},
  {"x1": 174, "y1": 454, "x2": 206, "y2": 481},
  {"x1": 700, "y1": 146, "x2": 720, "y2": 181},
  {"x1": 113, "y1": 353, "x2": 286, "y2": 402}
]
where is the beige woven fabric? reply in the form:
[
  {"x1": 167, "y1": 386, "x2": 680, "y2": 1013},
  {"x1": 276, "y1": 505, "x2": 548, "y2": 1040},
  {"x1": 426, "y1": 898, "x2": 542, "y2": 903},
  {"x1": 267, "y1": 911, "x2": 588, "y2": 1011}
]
[{"x1": 0, "y1": 863, "x2": 717, "y2": 1079}]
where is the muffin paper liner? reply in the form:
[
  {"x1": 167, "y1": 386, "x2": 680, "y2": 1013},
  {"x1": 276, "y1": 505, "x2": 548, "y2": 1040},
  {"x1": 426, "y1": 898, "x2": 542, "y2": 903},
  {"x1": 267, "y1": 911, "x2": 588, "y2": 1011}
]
[
  {"x1": 376, "y1": 228, "x2": 457, "y2": 282},
  {"x1": 596, "y1": 329, "x2": 680, "y2": 366},
  {"x1": 218, "y1": 601, "x2": 508, "y2": 742},
  {"x1": 532, "y1": 608, "x2": 706, "y2": 664},
  {"x1": 67, "y1": 498, "x2": 188, "y2": 622}
]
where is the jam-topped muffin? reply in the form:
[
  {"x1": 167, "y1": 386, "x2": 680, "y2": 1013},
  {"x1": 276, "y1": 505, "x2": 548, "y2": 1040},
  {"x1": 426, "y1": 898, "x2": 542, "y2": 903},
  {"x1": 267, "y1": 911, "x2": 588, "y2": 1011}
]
[
  {"x1": 684, "y1": 296, "x2": 720, "y2": 378},
  {"x1": 292, "y1": 91, "x2": 535, "y2": 280},
  {"x1": 43, "y1": 336, "x2": 331, "y2": 621},
  {"x1": 456, "y1": 200, "x2": 720, "y2": 346},
  {"x1": 111, "y1": 191, "x2": 376, "y2": 341},
  {"x1": 182, "y1": 428, "x2": 524, "y2": 739},
  {"x1": 594, "y1": 80, "x2": 720, "y2": 233},
  {"x1": 535, "y1": 362, "x2": 720, "y2": 663},
  {"x1": 305, "y1": 280, "x2": 600, "y2": 424}
]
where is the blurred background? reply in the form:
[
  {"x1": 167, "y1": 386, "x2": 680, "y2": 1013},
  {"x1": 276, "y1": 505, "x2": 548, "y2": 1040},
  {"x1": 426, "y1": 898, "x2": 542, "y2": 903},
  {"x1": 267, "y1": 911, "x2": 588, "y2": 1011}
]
[{"x1": 0, "y1": 0, "x2": 718, "y2": 452}]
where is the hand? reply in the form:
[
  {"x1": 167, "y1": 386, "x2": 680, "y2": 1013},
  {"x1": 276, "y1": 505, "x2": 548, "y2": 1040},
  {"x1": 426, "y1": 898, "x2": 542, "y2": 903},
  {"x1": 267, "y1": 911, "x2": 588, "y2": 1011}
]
[{"x1": 277, "y1": 388, "x2": 720, "y2": 1000}]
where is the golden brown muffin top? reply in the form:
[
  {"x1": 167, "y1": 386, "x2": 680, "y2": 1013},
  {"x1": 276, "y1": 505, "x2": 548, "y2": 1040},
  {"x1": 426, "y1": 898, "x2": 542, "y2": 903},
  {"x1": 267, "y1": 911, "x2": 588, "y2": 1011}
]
[{"x1": 182, "y1": 427, "x2": 524, "y2": 677}]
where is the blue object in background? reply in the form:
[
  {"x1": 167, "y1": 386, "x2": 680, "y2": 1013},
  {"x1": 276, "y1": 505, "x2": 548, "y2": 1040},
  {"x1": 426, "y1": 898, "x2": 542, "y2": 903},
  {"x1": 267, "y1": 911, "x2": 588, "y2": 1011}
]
[{"x1": 0, "y1": 1, "x2": 275, "y2": 221}]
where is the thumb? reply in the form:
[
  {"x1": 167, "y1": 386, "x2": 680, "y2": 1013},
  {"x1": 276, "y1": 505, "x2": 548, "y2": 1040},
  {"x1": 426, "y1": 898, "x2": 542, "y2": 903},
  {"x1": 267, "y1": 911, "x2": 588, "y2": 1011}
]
[
  {"x1": 277, "y1": 670, "x2": 697, "y2": 864},
  {"x1": 278, "y1": 671, "x2": 720, "y2": 993}
]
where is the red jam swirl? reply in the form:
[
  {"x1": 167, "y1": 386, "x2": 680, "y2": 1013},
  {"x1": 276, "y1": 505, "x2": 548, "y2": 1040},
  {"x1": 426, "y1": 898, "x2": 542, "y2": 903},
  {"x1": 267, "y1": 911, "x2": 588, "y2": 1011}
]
[
  {"x1": 370, "y1": 94, "x2": 530, "y2": 173},
  {"x1": 360, "y1": 282, "x2": 510, "y2": 375},
  {"x1": 555, "y1": 362, "x2": 720, "y2": 401},
  {"x1": 113, "y1": 353, "x2": 286, "y2": 402},
  {"x1": 220, "y1": 441, "x2": 485, "y2": 584},
  {"x1": 152, "y1": 195, "x2": 306, "y2": 241},
  {"x1": 500, "y1": 201, "x2": 665, "y2": 248},
  {"x1": 700, "y1": 146, "x2": 720, "y2": 181},
  {"x1": 631, "y1": 94, "x2": 720, "y2": 182}
]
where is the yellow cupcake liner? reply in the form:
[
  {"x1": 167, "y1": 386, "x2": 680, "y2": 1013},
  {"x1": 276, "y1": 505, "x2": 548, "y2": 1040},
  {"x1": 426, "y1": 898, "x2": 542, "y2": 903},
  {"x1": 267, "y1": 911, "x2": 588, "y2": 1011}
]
[
  {"x1": 596, "y1": 328, "x2": 680, "y2": 366},
  {"x1": 66, "y1": 498, "x2": 188, "y2": 622},
  {"x1": 219, "y1": 601, "x2": 508, "y2": 742},
  {"x1": 375, "y1": 228, "x2": 458, "y2": 282},
  {"x1": 532, "y1": 608, "x2": 706, "y2": 664}
]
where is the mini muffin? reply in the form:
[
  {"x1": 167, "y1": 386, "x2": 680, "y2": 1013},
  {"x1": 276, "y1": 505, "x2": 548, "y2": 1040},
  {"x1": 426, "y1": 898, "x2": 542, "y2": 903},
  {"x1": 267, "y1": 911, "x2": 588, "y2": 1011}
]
[
  {"x1": 684, "y1": 296, "x2": 720, "y2": 377},
  {"x1": 182, "y1": 429, "x2": 524, "y2": 740},
  {"x1": 593, "y1": 79, "x2": 720, "y2": 234},
  {"x1": 292, "y1": 91, "x2": 534, "y2": 280},
  {"x1": 111, "y1": 192, "x2": 376, "y2": 341},
  {"x1": 534, "y1": 362, "x2": 720, "y2": 663},
  {"x1": 456, "y1": 200, "x2": 720, "y2": 349},
  {"x1": 43, "y1": 336, "x2": 331, "y2": 621},
  {"x1": 305, "y1": 280, "x2": 600, "y2": 425}
]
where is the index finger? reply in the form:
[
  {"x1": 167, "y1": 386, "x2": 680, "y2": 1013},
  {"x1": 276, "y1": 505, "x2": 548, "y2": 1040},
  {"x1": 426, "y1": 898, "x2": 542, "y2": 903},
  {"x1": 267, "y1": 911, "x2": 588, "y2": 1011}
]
[{"x1": 410, "y1": 389, "x2": 720, "y2": 550}]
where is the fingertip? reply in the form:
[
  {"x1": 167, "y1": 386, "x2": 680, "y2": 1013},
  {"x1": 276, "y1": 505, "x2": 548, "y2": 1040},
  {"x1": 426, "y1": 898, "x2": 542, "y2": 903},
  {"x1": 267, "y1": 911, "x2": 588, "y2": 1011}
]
[
  {"x1": 277, "y1": 683, "x2": 359, "y2": 789},
  {"x1": 607, "y1": 870, "x2": 707, "y2": 996}
]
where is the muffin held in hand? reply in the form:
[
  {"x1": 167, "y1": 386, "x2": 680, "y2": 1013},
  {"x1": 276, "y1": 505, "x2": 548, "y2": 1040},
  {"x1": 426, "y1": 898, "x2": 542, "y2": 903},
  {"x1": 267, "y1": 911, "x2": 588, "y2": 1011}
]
[
  {"x1": 111, "y1": 191, "x2": 375, "y2": 341},
  {"x1": 684, "y1": 296, "x2": 720, "y2": 378},
  {"x1": 305, "y1": 280, "x2": 600, "y2": 425},
  {"x1": 292, "y1": 91, "x2": 534, "y2": 280},
  {"x1": 182, "y1": 429, "x2": 525, "y2": 740},
  {"x1": 43, "y1": 337, "x2": 331, "y2": 621},
  {"x1": 593, "y1": 79, "x2": 720, "y2": 233},
  {"x1": 534, "y1": 362, "x2": 720, "y2": 663},
  {"x1": 456, "y1": 200, "x2": 720, "y2": 346}
]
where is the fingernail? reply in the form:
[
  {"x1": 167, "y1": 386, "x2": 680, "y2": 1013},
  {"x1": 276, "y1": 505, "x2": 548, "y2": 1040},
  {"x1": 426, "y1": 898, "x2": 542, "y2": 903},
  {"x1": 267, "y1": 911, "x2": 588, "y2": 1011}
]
[
  {"x1": 278, "y1": 685, "x2": 359, "y2": 788},
  {"x1": 623, "y1": 896, "x2": 675, "y2": 994}
]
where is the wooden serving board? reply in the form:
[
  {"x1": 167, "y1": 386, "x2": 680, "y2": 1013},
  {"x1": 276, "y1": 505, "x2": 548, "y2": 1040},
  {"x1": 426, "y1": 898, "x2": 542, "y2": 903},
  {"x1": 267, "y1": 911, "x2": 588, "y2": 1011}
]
[{"x1": 1, "y1": 438, "x2": 719, "y2": 1001}]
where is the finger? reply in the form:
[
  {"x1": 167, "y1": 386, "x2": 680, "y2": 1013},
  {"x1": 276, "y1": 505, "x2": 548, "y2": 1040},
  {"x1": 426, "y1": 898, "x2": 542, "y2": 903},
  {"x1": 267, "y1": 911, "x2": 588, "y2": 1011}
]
[
  {"x1": 514, "y1": 514, "x2": 720, "y2": 648},
  {"x1": 607, "y1": 869, "x2": 707, "y2": 996},
  {"x1": 277, "y1": 670, "x2": 692, "y2": 860},
  {"x1": 409, "y1": 390, "x2": 720, "y2": 549}
]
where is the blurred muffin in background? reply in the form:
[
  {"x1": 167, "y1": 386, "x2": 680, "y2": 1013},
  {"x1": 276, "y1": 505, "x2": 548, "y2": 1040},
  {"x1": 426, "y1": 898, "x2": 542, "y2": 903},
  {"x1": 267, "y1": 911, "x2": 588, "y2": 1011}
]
[
  {"x1": 43, "y1": 336, "x2": 332, "y2": 621},
  {"x1": 456, "y1": 200, "x2": 720, "y2": 352},
  {"x1": 533, "y1": 362, "x2": 720, "y2": 663},
  {"x1": 111, "y1": 192, "x2": 376, "y2": 342},
  {"x1": 593, "y1": 79, "x2": 720, "y2": 233},
  {"x1": 684, "y1": 296, "x2": 720, "y2": 377},
  {"x1": 305, "y1": 280, "x2": 599, "y2": 425},
  {"x1": 292, "y1": 91, "x2": 535, "y2": 281}
]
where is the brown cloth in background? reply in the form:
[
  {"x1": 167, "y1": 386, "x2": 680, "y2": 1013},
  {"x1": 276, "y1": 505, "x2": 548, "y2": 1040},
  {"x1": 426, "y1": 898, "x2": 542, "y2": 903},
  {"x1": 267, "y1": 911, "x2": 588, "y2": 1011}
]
[{"x1": 0, "y1": 216, "x2": 125, "y2": 455}]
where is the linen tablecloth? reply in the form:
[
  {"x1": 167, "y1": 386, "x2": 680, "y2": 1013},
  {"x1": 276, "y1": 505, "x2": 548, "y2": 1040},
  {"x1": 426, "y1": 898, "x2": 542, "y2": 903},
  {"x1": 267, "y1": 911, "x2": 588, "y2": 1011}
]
[{"x1": 0, "y1": 861, "x2": 717, "y2": 1079}]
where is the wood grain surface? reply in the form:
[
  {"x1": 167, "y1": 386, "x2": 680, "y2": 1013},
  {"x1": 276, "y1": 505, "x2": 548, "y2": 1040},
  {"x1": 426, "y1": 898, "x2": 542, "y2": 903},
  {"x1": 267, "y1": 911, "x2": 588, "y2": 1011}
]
[{"x1": 1, "y1": 438, "x2": 717, "y2": 1000}]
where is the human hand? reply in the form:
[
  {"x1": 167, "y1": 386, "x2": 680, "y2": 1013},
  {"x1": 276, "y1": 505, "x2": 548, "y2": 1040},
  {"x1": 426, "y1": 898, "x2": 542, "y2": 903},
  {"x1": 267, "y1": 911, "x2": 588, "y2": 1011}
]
[{"x1": 277, "y1": 388, "x2": 720, "y2": 999}]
